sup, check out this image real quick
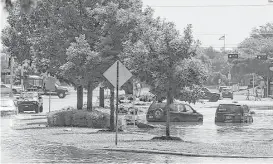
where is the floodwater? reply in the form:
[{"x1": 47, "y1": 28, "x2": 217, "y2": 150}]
[
  {"x1": 1, "y1": 106, "x2": 273, "y2": 163},
  {"x1": 138, "y1": 107, "x2": 273, "y2": 144}
]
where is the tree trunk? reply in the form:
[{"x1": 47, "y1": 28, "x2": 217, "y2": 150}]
[
  {"x1": 87, "y1": 83, "x2": 93, "y2": 111},
  {"x1": 166, "y1": 86, "x2": 171, "y2": 137},
  {"x1": 99, "y1": 87, "x2": 104, "y2": 107},
  {"x1": 77, "y1": 85, "x2": 83, "y2": 110},
  {"x1": 110, "y1": 87, "x2": 115, "y2": 131}
]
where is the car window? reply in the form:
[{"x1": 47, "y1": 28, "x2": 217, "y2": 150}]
[
  {"x1": 170, "y1": 104, "x2": 178, "y2": 112},
  {"x1": 175, "y1": 104, "x2": 184, "y2": 112},
  {"x1": 183, "y1": 105, "x2": 194, "y2": 113}
]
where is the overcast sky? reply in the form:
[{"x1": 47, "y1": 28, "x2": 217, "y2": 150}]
[{"x1": 1, "y1": 0, "x2": 273, "y2": 51}]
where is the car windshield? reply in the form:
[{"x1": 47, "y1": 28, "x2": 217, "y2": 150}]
[{"x1": 0, "y1": 99, "x2": 14, "y2": 107}]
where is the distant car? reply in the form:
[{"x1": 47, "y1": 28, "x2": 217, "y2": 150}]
[
  {"x1": 221, "y1": 88, "x2": 233, "y2": 99},
  {"x1": 0, "y1": 84, "x2": 11, "y2": 94},
  {"x1": 43, "y1": 84, "x2": 69, "y2": 98},
  {"x1": 146, "y1": 101, "x2": 203, "y2": 122},
  {"x1": 16, "y1": 92, "x2": 43, "y2": 113},
  {"x1": 200, "y1": 87, "x2": 220, "y2": 102},
  {"x1": 215, "y1": 103, "x2": 253, "y2": 123},
  {"x1": 219, "y1": 86, "x2": 228, "y2": 92},
  {"x1": 0, "y1": 98, "x2": 17, "y2": 116},
  {"x1": 0, "y1": 84, "x2": 22, "y2": 94}
]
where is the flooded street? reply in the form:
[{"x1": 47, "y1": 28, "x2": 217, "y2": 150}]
[
  {"x1": 1, "y1": 117, "x2": 272, "y2": 164},
  {"x1": 138, "y1": 107, "x2": 273, "y2": 144}
]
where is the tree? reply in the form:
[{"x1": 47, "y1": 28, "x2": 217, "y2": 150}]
[
  {"x1": 61, "y1": 34, "x2": 101, "y2": 110},
  {"x1": 235, "y1": 23, "x2": 273, "y2": 84},
  {"x1": 121, "y1": 21, "x2": 208, "y2": 138}
]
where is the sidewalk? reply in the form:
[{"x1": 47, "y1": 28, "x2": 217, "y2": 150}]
[{"x1": 19, "y1": 127, "x2": 273, "y2": 158}]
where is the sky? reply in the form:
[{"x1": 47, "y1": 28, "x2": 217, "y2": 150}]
[{"x1": 0, "y1": 0, "x2": 273, "y2": 51}]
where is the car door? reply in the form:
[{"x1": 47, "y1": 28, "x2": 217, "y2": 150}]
[{"x1": 183, "y1": 104, "x2": 198, "y2": 122}]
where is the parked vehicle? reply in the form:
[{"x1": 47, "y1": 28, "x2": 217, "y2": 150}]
[
  {"x1": 24, "y1": 75, "x2": 69, "y2": 98},
  {"x1": 16, "y1": 92, "x2": 43, "y2": 113},
  {"x1": 215, "y1": 103, "x2": 253, "y2": 123},
  {"x1": 146, "y1": 100, "x2": 203, "y2": 122},
  {"x1": 43, "y1": 83, "x2": 69, "y2": 98},
  {"x1": 221, "y1": 88, "x2": 233, "y2": 99},
  {"x1": 200, "y1": 87, "x2": 220, "y2": 102},
  {"x1": 0, "y1": 97, "x2": 17, "y2": 116},
  {"x1": 0, "y1": 84, "x2": 11, "y2": 94}
]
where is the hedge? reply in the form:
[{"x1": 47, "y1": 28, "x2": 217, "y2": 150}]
[{"x1": 47, "y1": 106, "x2": 111, "y2": 128}]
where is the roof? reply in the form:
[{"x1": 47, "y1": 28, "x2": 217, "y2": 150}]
[{"x1": 219, "y1": 101, "x2": 247, "y2": 106}]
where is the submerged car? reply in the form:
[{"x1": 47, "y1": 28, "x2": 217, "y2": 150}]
[
  {"x1": 200, "y1": 87, "x2": 220, "y2": 102},
  {"x1": 215, "y1": 103, "x2": 253, "y2": 123},
  {"x1": 221, "y1": 88, "x2": 233, "y2": 99},
  {"x1": 146, "y1": 101, "x2": 203, "y2": 122},
  {"x1": 16, "y1": 92, "x2": 43, "y2": 113}
]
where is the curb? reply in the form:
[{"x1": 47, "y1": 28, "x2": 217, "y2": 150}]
[{"x1": 101, "y1": 148, "x2": 273, "y2": 159}]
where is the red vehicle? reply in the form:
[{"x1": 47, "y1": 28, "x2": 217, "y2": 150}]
[{"x1": 146, "y1": 100, "x2": 203, "y2": 122}]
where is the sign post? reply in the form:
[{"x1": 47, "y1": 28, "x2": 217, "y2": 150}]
[
  {"x1": 103, "y1": 60, "x2": 132, "y2": 146},
  {"x1": 115, "y1": 61, "x2": 119, "y2": 146},
  {"x1": 44, "y1": 77, "x2": 57, "y2": 112}
]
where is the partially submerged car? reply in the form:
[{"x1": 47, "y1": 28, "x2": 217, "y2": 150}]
[
  {"x1": 200, "y1": 87, "x2": 220, "y2": 102},
  {"x1": 16, "y1": 92, "x2": 43, "y2": 113},
  {"x1": 215, "y1": 102, "x2": 253, "y2": 123},
  {"x1": 146, "y1": 100, "x2": 203, "y2": 122},
  {"x1": 221, "y1": 88, "x2": 233, "y2": 99}
]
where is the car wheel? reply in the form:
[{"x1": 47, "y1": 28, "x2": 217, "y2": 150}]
[
  {"x1": 58, "y1": 92, "x2": 66, "y2": 98},
  {"x1": 153, "y1": 108, "x2": 163, "y2": 120},
  {"x1": 35, "y1": 108, "x2": 39, "y2": 113},
  {"x1": 198, "y1": 118, "x2": 203, "y2": 122}
]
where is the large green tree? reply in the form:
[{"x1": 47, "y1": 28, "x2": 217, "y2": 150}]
[{"x1": 121, "y1": 21, "x2": 208, "y2": 138}]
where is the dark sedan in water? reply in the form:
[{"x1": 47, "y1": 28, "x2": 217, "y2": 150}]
[{"x1": 146, "y1": 101, "x2": 203, "y2": 122}]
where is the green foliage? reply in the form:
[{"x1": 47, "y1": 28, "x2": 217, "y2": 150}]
[
  {"x1": 47, "y1": 107, "x2": 110, "y2": 128},
  {"x1": 234, "y1": 22, "x2": 273, "y2": 81},
  {"x1": 121, "y1": 19, "x2": 208, "y2": 103}
]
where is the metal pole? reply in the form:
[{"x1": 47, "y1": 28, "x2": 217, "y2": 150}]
[
  {"x1": 223, "y1": 34, "x2": 226, "y2": 53},
  {"x1": 115, "y1": 61, "x2": 119, "y2": 146},
  {"x1": 253, "y1": 73, "x2": 255, "y2": 95},
  {"x1": 49, "y1": 92, "x2": 51, "y2": 112},
  {"x1": 133, "y1": 80, "x2": 136, "y2": 128},
  {"x1": 21, "y1": 64, "x2": 24, "y2": 91},
  {"x1": 9, "y1": 57, "x2": 14, "y2": 97}
]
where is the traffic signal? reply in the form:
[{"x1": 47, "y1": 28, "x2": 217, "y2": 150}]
[
  {"x1": 228, "y1": 54, "x2": 238, "y2": 59},
  {"x1": 256, "y1": 55, "x2": 267, "y2": 60}
]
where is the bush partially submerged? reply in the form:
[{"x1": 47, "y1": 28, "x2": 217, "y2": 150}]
[{"x1": 47, "y1": 106, "x2": 110, "y2": 128}]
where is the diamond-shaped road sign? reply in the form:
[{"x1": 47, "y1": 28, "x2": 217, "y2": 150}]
[
  {"x1": 44, "y1": 76, "x2": 57, "y2": 91},
  {"x1": 103, "y1": 60, "x2": 132, "y2": 88}
]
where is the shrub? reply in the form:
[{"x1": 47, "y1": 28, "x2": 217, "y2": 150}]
[{"x1": 47, "y1": 107, "x2": 110, "y2": 128}]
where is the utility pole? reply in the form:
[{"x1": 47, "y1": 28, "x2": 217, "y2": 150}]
[{"x1": 9, "y1": 56, "x2": 14, "y2": 97}]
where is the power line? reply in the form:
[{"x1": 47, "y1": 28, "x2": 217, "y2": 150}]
[{"x1": 148, "y1": 4, "x2": 273, "y2": 8}]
